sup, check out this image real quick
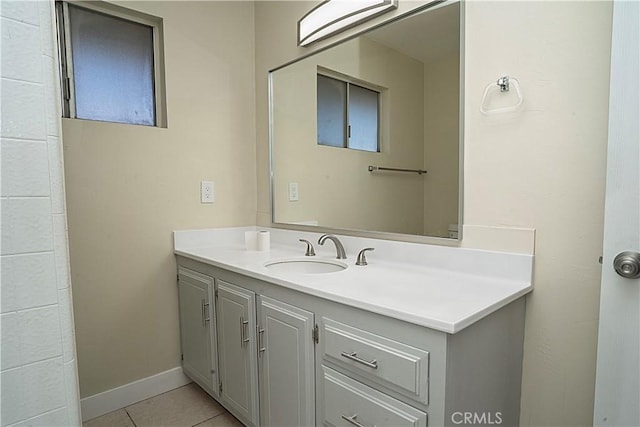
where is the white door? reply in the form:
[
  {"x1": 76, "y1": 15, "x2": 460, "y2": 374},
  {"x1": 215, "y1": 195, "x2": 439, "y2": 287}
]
[
  {"x1": 258, "y1": 296, "x2": 315, "y2": 426},
  {"x1": 593, "y1": 1, "x2": 640, "y2": 425}
]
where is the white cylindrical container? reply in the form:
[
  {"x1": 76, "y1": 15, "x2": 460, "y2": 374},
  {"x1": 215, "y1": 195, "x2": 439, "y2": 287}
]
[
  {"x1": 257, "y1": 230, "x2": 270, "y2": 251},
  {"x1": 245, "y1": 231, "x2": 258, "y2": 251}
]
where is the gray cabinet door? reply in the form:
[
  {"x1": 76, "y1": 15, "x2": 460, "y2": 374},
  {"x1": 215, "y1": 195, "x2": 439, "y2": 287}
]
[
  {"x1": 258, "y1": 295, "x2": 315, "y2": 427},
  {"x1": 178, "y1": 267, "x2": 217, "y2": 397},
  {"x1": 217, "y1": 280, "x2": 259, "y2": 426}
]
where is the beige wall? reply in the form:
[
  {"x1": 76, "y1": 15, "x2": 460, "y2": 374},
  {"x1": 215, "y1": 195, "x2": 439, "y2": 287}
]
[
  {"x1": 62, "y1": 1, "x2": 256, "y2": 397},
  {"x1": 255, "y1": 1, "x2": 612, "y2": 425},
  {"x1": 423, "y1": 52, "x2": 460, "y2": 237},
  {"x1": 272, "y1": 37, "x2": 426, "y2": 234},
  {"x1": 464, "y1": 2, "x2": 611, "y2": 425}
]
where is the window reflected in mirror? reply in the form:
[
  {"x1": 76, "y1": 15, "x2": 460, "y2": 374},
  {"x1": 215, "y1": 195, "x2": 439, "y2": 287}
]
[{"x1": 317, "y1": 73, "x2": 380, "y2": 152}]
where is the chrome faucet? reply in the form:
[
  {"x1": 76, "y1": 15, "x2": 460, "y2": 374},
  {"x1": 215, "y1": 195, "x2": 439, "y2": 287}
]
[{"x1": 318, "y1": 234, "x2": 347, "y2": 259}]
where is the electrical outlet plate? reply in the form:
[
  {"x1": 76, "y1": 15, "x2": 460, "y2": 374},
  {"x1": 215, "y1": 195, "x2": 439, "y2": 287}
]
[
  {"x1": 201, "y1": 181, "x2": 214, "y2": 203},
  {"x1": 288, "y1": 182, "x2": 299, "y2": 201}
]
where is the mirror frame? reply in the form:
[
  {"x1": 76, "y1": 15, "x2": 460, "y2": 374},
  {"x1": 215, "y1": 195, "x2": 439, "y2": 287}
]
[{"x1": 269, "y1": 0, "x2": 465, "y2": 245}]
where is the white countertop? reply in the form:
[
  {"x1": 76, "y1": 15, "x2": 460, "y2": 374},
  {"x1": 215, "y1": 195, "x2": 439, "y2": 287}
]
[{"x1": 174, "y1": 227, "x2": 533, "y2": 334}]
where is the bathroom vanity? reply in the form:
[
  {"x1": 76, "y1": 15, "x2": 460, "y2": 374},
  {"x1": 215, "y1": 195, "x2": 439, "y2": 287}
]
[{"x1": 174, "y1": 227, "x2": 533, "y2": 427}]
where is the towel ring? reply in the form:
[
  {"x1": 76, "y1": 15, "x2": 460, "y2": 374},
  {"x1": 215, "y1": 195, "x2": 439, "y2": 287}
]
[{"x1": 480, "y1": 76, "x2": 523, "y2": 115}]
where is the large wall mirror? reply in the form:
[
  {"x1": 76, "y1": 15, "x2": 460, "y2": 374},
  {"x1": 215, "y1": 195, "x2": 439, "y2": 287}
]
[{"x1": 270, "y1": 1, "x2": 463, "y2": 241}]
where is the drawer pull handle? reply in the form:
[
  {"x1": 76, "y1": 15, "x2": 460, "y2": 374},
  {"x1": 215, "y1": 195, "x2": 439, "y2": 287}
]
[
  {"x1": 341, "y1": 414, "x2": 370, "y2": 427},
  {"x1": 340, "y1": 351, "x2": 378, "y2": 369}
]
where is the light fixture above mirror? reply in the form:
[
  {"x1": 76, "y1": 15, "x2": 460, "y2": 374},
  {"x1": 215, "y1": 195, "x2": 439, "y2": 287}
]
[{"x1": 298, "y1": 0, "x2": 398, "y2": 47}]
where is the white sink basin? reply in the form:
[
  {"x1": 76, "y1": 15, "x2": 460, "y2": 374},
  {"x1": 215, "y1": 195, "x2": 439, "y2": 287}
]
[{"x1": 264, "y1": 258, "x2": 347, "y2": 274}]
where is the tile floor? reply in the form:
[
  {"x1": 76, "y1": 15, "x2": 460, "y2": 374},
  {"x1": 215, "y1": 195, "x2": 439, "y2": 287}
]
[{"x1": 83, "y1": 383, "x2": 243, "y2": 427}]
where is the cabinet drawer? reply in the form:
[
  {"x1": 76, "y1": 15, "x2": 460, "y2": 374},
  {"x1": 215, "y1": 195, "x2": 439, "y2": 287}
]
[
  {"x1": 323, "y1": 366, "x2": 427, "y2": 427},
  {"x1": 322, "y1": 318, "x2": 429, "y2": 404}
]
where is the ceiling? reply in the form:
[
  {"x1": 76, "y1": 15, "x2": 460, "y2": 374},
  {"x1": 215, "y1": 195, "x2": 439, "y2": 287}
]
[{"x1": 365, "y1": 2, "x2": 460, "y2": 64}]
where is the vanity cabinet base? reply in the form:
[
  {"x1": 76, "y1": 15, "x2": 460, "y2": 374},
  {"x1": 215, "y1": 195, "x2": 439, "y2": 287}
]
[
  {"x1": 176, "y1": 256, "x2": 526, "y2": 427},
  {"x1": 443, "y1": 298, "x2": 525, "y2": 427}
]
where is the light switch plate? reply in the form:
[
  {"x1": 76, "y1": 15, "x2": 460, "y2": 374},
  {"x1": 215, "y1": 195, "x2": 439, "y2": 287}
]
[{"x1": 201, "y1": 181, "x2": 214, "y2": 203}]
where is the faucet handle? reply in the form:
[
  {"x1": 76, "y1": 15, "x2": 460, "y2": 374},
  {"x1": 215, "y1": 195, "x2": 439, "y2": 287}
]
[
  {"x1": 299, "y1": 239, "x2": 316, "y2": 256},
  {"x1": 355, "y1": 248, "x2": 375, "y2": 266}
]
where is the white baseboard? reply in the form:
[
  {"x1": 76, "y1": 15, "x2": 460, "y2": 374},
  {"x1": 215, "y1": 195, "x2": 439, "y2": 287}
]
[{"x1": 80, "y1": 366, "x2": 192, "y2": 422}]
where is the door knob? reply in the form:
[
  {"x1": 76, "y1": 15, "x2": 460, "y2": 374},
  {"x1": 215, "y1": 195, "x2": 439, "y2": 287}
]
[{"x1": 613, "y1": 251, "x2": 640, "y2": 279}]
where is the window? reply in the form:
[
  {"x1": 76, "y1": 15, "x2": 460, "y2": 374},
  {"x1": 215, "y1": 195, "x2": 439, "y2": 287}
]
[
  {"x1": 56, "y1": 1, "x2": 166, "y2": 127},
  {"x1": 317, "y1": 73, "x2": 380, "y2": 152}
]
